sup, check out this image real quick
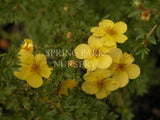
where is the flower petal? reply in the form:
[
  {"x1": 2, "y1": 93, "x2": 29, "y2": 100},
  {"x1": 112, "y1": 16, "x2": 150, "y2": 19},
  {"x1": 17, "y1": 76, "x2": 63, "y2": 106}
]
[
  {"x1": 100, "y1": 44, "x2": 117, "y2": 54},
  {"x1": 39, "y1": 64, "x2": 52, "y2": 78},
  {"x1": 105, "y1": 78, "x2": 119, "y2": 91},
  {"x1": 88, "y1": 36, "x2": 103, "y2": 48},
  {"x1": 114, "y1": 34, "x2": 128, "y2": 43},
  {"x1": 120, "y1": 53, "x2": 134, "y2": 65},
  {"x1": 74, "y1": 44, "x2": 91, "y2": 59},
  {"x1": 125, "y1": 64, "x2": 140, "y2": 79},
  {"x1": 18, "y1": 51, "x2": 34, "y2": 64},
  {"x1": 90, "y1": 27, "x2": 106, "y2": 37},
  {"x1": 81, "y1": 81, "x2": 98, "y2": 94},
  {"x1": 101, "y1": 36, "x2": 116, "y2": 47},
  {"x1": 114, "y1": 21, "x2": 127, "y2": 33},
  {"x1": 109, "y1": 48, "x2": 122, "y2": 63},
  {"x1": 26, "y1": 73, "x2": 43, "y2": 88},
  {"x1": 83, "y1": 71, "x2": 98, "y2": 83},
  {"x1": 14, "y1": 64, "x2": 31, "y2": 80},
  {"x1": 99, "y1": 19, "x2": 114, "y2": 29},
  {"x1": 108, "y1": 63, "x2": 118, "y2": 73},
  {"x1": 83, "y1": 57, "x2": 98, "y2": 71},
  {"x1": 95, "y1": 88, "x2": 111, "y2": 99},
  {"x1": 34, "y1": 54, "x2": 52, "y2": 78},
  {"x1": 95, "y1": 69, "x2": 112, "y2": 80},
  {"x1": 35, "y1": 54, "x2": 47, "y2": 64},
  {"x1": 97, "y1": 54, "x2": 112, "y2": 69},
  {"x1": 113, "y1": 71, "x2": 129, "y2": 88},
  {"x1": 58, "y1": 79, "x2": 79, "y2": 96}
]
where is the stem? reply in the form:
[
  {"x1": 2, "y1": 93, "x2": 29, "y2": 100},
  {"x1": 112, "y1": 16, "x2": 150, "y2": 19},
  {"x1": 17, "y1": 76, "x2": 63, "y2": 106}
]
[
  {"x1": 119, "y1": 92, "x2": 124, "y2": 106},
  {"x1": 147, "y1": 25, "x2": 158, "y2": 38},
  {"x1": 138, "y1": 5, "x2": 157, "y2": 13}
]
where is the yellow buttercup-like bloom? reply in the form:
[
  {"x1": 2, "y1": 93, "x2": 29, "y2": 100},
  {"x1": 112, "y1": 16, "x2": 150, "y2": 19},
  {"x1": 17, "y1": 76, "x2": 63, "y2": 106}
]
[
  {"x1": 74, "y1": 36, "x2": 112, "y2": 71},
  {"x1": 81, "y1": 69, "x2": 119, "y2": 99},
  {"x1": 90, "y1": 19, "x2": 128, "y2": 44},
  {"x1": 58, "y1": 79, "x2": 79, "y2": 96},
  {"x1": 14, "y1": 51, "x2": 52, "y2": 88},
  {"x1": 20, "y1": 39, "x2": 34, "y2": 53},
  {"x1": 108, "y1": 48, "x2": 140, "y2": 88}
]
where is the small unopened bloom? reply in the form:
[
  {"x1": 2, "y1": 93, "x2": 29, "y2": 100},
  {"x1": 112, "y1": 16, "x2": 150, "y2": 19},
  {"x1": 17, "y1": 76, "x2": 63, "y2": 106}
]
[
  {"x1": 20, "y1": 39, "x2": 34, "y2": 53},
  {"x1": 64, "y1": 6, "x2": 69, "y2": 11},
  {"x1": 69, "y1": 60, "x2": 75, "y2": 67},
  {"x1": 140, "y1": 11, "x2": 150, "y2": 21},
  {"x1": 67, "y1": 32, "x2": 73, "y2": 39}
]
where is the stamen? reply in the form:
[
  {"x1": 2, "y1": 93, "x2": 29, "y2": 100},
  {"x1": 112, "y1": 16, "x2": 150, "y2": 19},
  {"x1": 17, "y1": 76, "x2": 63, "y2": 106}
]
[
  {"x1": 106, "y1": 27, "x2": 117, "y2": 36},
  {"x1": 117, "y1": 64, "x2": 125, "y2": 71},
  {"x1": 31, "y1": 63, "x2": 40, "y2": 72},
  {"x1": 142, "y1": 12, "x2": 149, "y2": 17},
  {"x1": 96, "y1": 79, "x2": 105, "y2": 88},
  {"x1": 92, "y1": 49, "x2": 101, "y2": 57}
]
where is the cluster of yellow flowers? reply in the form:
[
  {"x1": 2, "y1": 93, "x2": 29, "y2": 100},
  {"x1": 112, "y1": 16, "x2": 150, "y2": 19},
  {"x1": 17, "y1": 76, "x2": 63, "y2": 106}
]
[
  {"x1": 74, "y1": 19, "x2": 141, "y2": 99},
  {"x1": 14, "y1": 39, "x2": 52, "y2": 88},
  {"x1": 14, "y1": 19, "x2": 141, "y2": 100}
]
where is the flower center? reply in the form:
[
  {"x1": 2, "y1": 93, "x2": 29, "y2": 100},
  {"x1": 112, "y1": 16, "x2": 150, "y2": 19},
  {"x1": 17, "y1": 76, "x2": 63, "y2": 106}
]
[
  {"x1": 142, "y1": 12, "x2": 149, "y2": 17},
  {"x1": 96, "y1": 79, "x2": 105, "y2": 88},
  {"x1": 106, "y1": 27, "x2": 117, "y2": 36},
  {"x1": 31, "y1": 63, "x2": 40, "y2": 72},
  {"x1": 117, "y1": 64, "x2": 125, "y2": 71},
  {"x1": 92, "y1": 49, "x2": 102, "y2": 57}
]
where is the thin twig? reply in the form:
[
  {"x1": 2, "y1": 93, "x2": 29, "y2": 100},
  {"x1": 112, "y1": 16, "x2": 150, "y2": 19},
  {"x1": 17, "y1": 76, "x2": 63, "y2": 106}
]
[
  {"x1": 147, "y1": 25, "x2": 158, "y2": 38},
  {"x1": 119, "y1": 92, "x2": 124, "y2": 106},
  {"x1": 138, "y1": 5, "x2": 157, "y2": 13}
]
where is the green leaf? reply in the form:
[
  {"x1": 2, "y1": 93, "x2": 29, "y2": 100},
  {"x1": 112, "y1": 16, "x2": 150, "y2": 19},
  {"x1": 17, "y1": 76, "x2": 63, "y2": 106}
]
[
  {"x1": 59, "y1": 113, "x2": 74, "y2": 120},
  {"x1": 128, "y1": 10, "x2": 140, "y2": 18},
  {"x1": 0, "y1": 53, "x2": 7, "y2": 57},
  {"x1": 64, "y1": 72, "x2": 72, "y2": 78},
  {"x1": 88, "y1": 112, "x2": 97, "y2": 120},
  {"x1": 148, "y1": 36, "x2": 157, "y2": 45},
  {"x1": 22, "y1": 97, "x2": 31, "y2": 110}
]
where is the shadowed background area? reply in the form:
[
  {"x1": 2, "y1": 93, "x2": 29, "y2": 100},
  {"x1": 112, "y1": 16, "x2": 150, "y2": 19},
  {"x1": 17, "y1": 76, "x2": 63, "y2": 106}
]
[{"x1": 0, "y1": 0, "x2": 160, "y2": 119}]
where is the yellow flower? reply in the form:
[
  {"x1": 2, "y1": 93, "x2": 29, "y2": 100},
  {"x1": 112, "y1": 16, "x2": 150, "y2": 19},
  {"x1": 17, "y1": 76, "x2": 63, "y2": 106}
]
[
  {"x1": 14, "y1": 51, "x2": 52, "y2": 88},
  {"x1": 74, "y1": 36, "x2": 112, "y2": 71},
  {"x1": 108, "y1": 48, "x2": 141, "y2": 87},
  {"x1": 90, "y1": 19, "x2": 128, "y2": 44},
  {"x1": 20, "y1": 39, "x2": 34, "y2": 53},
  {"x1": 58, "y1": 79, "x2": 79, "y2": 96},
  {"x1": 140, "y1": 11, "x2": 150, "y2": 21},
  {"x1": 82, "y1": 69, "x2": 119, "y2": 99}
]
